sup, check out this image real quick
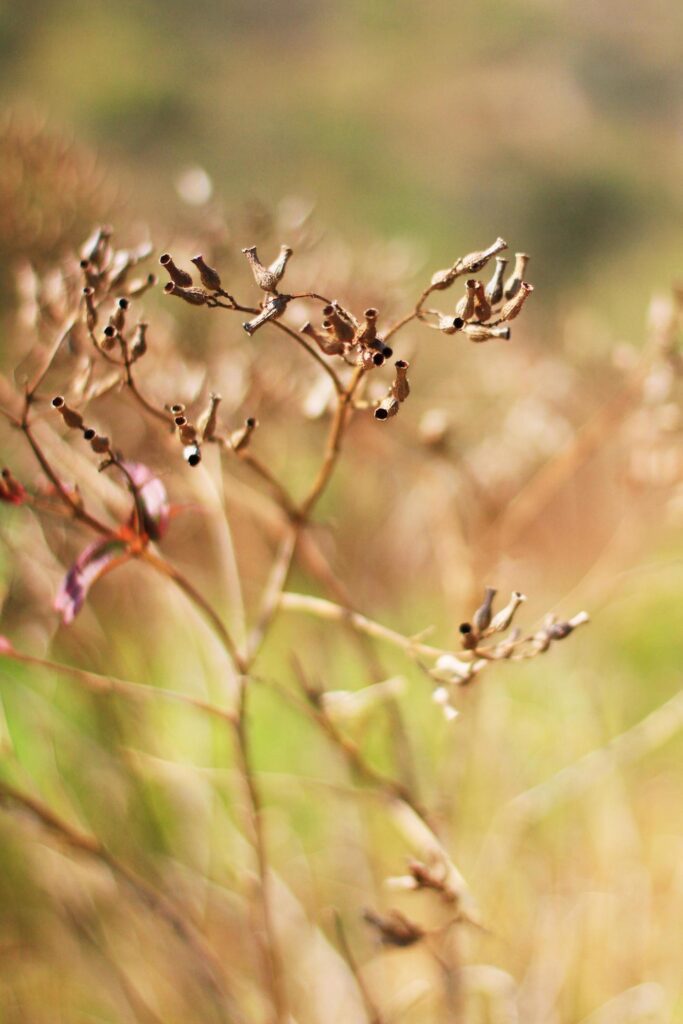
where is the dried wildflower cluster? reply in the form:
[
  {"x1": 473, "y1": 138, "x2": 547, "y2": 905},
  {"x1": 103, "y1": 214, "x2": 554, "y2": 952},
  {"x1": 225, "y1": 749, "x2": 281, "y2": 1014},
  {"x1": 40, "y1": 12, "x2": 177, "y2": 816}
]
[
  {"x1": 0, "y1": 219, "x2": 591, "y2": 1024},
  {"x1": 431, "y1": 586, "x2": 589, "y2": 721}
]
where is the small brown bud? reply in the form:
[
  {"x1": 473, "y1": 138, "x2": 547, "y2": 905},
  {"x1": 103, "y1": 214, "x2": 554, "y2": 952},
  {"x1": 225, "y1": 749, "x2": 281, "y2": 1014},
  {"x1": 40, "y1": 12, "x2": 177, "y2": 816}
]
[
  {"x1": 463, "y1": 324, "x2": 511, "y2": 342},
  {"x1": 391, "y1": 359, "x2": 410, "y2": 402},
  {"x1": 243, "y1": 294, "x2": 289, "y2": 335},
  {"x1": 164, "y1": 282, "x2": 208, "y2": 306},
  {"x1": 496, "y1": 282, "x2": 534, "y2": 323},
  {"x1": 374, "y1": 395, "x2": 400, "y2": 420},
  {"x1": 100, "y1": 324, "x2": 118, "y2": 351},
  {"x1": 191, "y1": 255, "x2": 222, "y2": 292},
  {"x1": 159, "y1": 253, "x2": 193, "y2": 288},
  {"x1": 485, "y1": 256, "x2": 508, "y2": 306},
  {"x1": 455, "y1": 280, "x2": 477, "y2": 321},
  {"x1": 503, "y1": 253, "x2": 530, "y2": 300},
  {"x1": 459, "y1": 622, "x2": 478, "y2": 650}
]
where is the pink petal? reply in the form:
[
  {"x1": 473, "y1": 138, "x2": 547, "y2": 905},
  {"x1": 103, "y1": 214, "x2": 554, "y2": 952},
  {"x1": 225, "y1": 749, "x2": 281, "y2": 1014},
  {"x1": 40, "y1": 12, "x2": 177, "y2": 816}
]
[
  {"x1": 55, "y1": 538, "x2": 128, "y2": 624},
  {"x1": 122, "y1": 462, "x2": 170, "y2": 541}
]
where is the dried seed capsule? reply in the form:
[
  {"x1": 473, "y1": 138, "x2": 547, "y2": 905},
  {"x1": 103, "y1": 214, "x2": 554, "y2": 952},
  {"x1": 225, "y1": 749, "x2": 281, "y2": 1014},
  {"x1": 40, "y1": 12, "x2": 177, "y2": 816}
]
[
  {"x1": 503, "y1": 253, "x2": 530, "y2": 300},
  {"x1": 489, "y1": 591, "x2": 526, "y2": 633},
  {"x1": 164, "y1": 282, "x2": 208, "y2": 306},
  {"x1": 455, "y1": 237, "x2": 507, "y2": 275},
  {"x1": 473, "y1": 586, "x2": 497, "y2": 633},
  {"x1": 90, "y1": 435, "x2": 110, "y2": 454},
  {"x1": 485, "y1": 256, "x2": 508, "y2": 306},
  {"x1": 459, "y1": 622, "x2": 479, "y2": 650},
  {"x1": 130, "y1": 322, "x2": 147, "y2": 360},
  {"x1": 355, "y1": 308, "x2": 378, "y2": 346},
  {"x1": 434, "y1": 313, "x2": 464, "y2": 334},
  {"x1": 301, "y1": 321, "x2": 344, "y2": 355},
  {"x1": 455, "y1": 280, "x2": 477, "y2": 321},
  {"x1": 322, "y1": 302, "x2": 356, "y2": 343},
  {"x1": 198, "y1": 393, "x2": 221, "y2": 441},
  {"x1": 52, "y1": 396, "x2": 84, "y2": 430},
  {"x1": 472, "y1": 281, "x2": 491, "y2": 322},
  {"x1": 82, "y1": 286, "x2": 98, "y2": 330},
  {"x1": 242, "y1": 294, "x2": 289, "y2": 335},
  {"x1": 463, "y1": 324, "x2": 511, "y2": 342},
  {"x1": 392, "y1": 360, "x2": 410, "y2": 402},
  {"x1": 229, "y1": 417, "x2": 258, "y2": 452},
  {"x1": 191, "y1": 255, "x2": 222, "y2": 292},
  {"x1": 110, "y1": 297, "x2": 129, "y2": 332},
  {"x1": 374, "y1": 395, "x2": 400, "y2": 420},
  {"x1": 242, "y1": 245, "x2": 291, "y2": 293},
  {"x1": 100, "y1": 324, "x2": 118, "y2": 351},
  {"x1": 183, "y1": 444, "x2": 201, "y2": 467},
  {"x1": 159, "y1": 253, "x2": 193, "y2": 288},
  {"x1": 496, "y1": 282, "x2": 534, "y2": 323}
]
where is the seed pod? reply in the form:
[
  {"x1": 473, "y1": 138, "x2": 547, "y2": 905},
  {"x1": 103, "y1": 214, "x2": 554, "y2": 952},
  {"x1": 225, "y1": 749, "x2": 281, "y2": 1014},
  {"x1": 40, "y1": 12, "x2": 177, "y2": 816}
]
[
  {"x1": 430, "y1": 266, "x2": 458, "y2": 290},
  {"x1": 164, "y1": 282, "x2": 208, "y2": 306},
  {"x1": 392, "y1": 360, "x2": 410, "y2": 402},
  {"x1": 191, "y1": 255, "x2": 222, "y2": 292},
  {"x1": 179, "y1": 423, "x2": 198, "y2": 444},
  {"x1": 459, "y1": 622, "x2": 479, "y2": 650},
  {"x1": 159, "y1": 253, "x2": 193, "y2": 288},
  {"x1": 110, "y1": 297, "x2": 129, "y2": 332},
  {"x1": 199, "y1": 392, "x2": 221, "y2": 441},
  {"x1": 82, "y1": 287, "x2": 97, "y2": 330},
  {"x1": 485, "y1": 256, "x2": 508, "y2": 306},
  {"x1": 242, "y1": 245, "x2": 291, "y2": 293},
  {"x1": 229, "y1": 417, "x2": 258, "y2": 452},
  {"x1": 434, "y1": 313, "x2": 464, "y2": 334},
  {"x1": 183, "y1": 444, "x2": 201, "y2": 467},
  {"x1": 503, "y1": 253, "x2": 530, "y2": 300},
  {"x1": 79, "y1": 259, "x2": 99, "y2": 289},
  {"x1": 301, "y1": 321, "x2": 344, "y2": 356},
  {"x1": 455, "y1": 280, "x2": 477, "y2": 321},
  {"x1": 463, "y1": 324, "x2": 511, "y2": 342},
  {"x1": 472, "y1": 281, "x2": 491, "y2": 322},
  {"x1": 100, "y1": 324, "x2": 118, "y2": 351},
  {"x1": 130, "y1": 322, "x2": 147, "y2": 360},
  {"x1": 473, "y1": 586, "x2": 497, "y2": 633},
  {"x1": 52, "y1": 396, "x2": 84, "y2": 430},
  {"x1": 355, "y1": 308, "x2": 378, "y2": 346},
  {"x1": 90, "y1": 435, "x2": 110, "y2": 454},
  {"x1": 489, "y1": 591, "x2": 526, "y2": 633},
  {"x1": 496, "y1": 282, "x2": 534, "y2": 323},
  {"x1": 455, "y1": 237, "x2": 507, "y2": 275},
  {"x1": 322, "y1": 302, "x2": 356, "y2": 343},
  {"x1": 242, "y1": 294, "x2": 289, "y2": 335},
  {"x1": 170, "y1": 403, "x2": 185, "y2": 415},
  {"x1": 374, "y1": 395, "x2": 400, "y2": 420}
]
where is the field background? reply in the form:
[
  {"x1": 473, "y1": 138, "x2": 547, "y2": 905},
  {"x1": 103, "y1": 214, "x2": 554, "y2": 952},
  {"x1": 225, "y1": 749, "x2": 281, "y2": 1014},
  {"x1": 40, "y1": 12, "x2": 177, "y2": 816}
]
[{"x1": 1, "y1": 1, "x2": 682, "y2": 1022}]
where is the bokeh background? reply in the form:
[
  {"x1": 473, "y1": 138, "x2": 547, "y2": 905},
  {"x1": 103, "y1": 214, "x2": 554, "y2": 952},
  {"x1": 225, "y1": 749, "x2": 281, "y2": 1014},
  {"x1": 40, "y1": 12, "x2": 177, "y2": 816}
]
[{"x1": 1, "y1": 1, "x2": 682, "y2": 1021}]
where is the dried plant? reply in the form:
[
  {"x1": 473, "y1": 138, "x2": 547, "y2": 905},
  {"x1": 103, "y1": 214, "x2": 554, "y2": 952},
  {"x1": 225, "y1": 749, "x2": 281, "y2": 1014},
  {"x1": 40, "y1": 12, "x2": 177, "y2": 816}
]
[{"x1": 0, "y1": 218, "x2": 604, "y2": 1023}]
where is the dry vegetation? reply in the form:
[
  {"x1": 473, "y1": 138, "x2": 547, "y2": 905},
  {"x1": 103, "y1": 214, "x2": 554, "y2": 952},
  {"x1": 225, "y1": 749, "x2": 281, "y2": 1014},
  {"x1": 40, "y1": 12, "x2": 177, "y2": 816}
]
[{"x1": 0, "y1": 122, "x2": 682, "y2": 1023}]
